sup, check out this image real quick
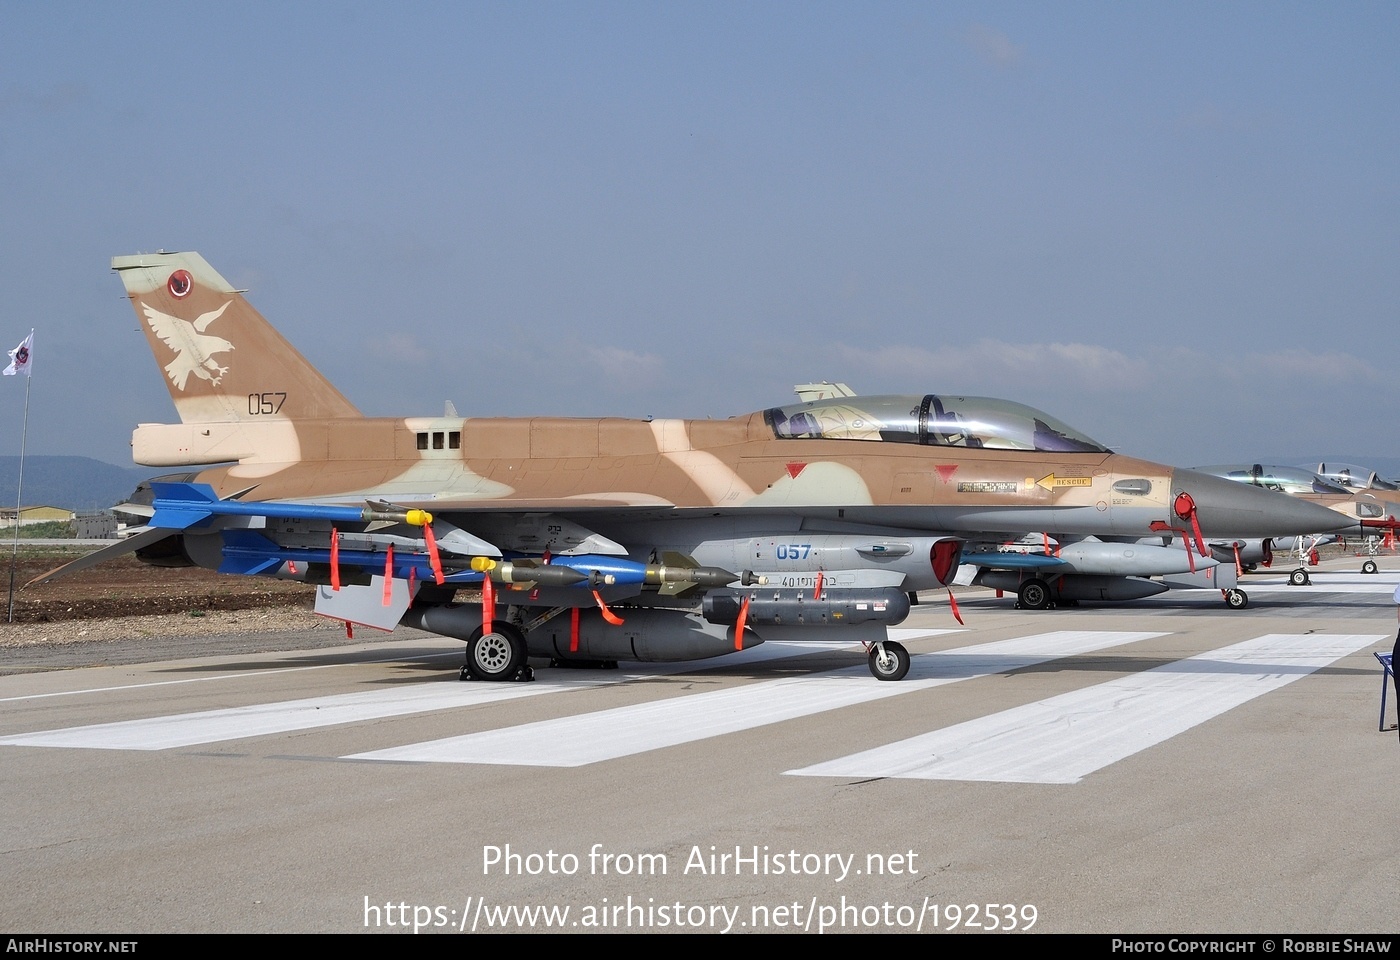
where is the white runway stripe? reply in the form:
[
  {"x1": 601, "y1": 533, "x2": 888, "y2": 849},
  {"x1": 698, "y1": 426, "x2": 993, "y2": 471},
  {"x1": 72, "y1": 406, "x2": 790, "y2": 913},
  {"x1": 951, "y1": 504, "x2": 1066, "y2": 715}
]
[
  {"x1": 1242, "y1": 586, "x2": 1395, "y2": 595},
  {"x1": 0, "y1": 649, "x2": 465, "y2": 704},
  {"x1": 1241, "y1": 571, "x2": 1400, "y2": 594},
  {"x1": 0, "y1": 680, "x2": 587, "y2": 751},
  {"x1": 788, "y1": 633, "x2": 1384, "y2": 784},
  {"x1": 0, "y1": 640, "x2": 870, "y2": 752},
  {"x1": 346, "y1": 631, "x2": 1164, "y2": 766}
]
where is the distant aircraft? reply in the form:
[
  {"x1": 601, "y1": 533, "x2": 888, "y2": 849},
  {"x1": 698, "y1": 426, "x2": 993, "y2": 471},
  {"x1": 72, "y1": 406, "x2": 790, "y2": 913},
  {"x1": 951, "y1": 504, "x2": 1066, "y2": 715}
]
[
  {"x1": 1195, "y1": 463, "x2": 1400, "y2": 526},
  {"x1": 1196, "y1": 463, "x2": 1400, "y2": 579},
  {"x1": 1203, "y1": 534, "x2": 1336, "y2": 572},
  {"x1": 39, "y1": 252, "x2": 1352, "y2": 682},
  {"x1": 1313, "y1": 463, "x2": 1399, "y2": 493},
  {"x1": 958, "y1": 534, "x2": 1247, "y2": 609}
]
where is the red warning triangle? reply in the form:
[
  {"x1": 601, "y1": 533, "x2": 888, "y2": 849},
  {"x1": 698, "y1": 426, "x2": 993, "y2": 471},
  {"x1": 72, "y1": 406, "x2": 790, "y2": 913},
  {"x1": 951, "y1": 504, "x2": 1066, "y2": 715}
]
[
  {"x1": 934, "y1": 465, "x2": 958, "y2": 483},
  {"x1": 785, "y1": 462, "x2": 806, "y2": 479}
]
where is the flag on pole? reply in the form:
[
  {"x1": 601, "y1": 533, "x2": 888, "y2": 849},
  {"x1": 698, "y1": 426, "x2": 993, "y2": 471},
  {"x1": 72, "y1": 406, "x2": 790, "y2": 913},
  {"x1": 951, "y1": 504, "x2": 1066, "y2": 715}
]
[{"x1": 3, "y1": 331, "x2": 32, "y2": 377}]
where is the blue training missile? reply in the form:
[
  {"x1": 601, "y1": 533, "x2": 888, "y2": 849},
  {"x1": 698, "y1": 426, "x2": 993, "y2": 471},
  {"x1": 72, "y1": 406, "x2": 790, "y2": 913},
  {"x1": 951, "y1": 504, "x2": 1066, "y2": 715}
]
[
  {"x1": 150, "y1": 481, "x2": 435, "y2": 531},
  {"x1": 220, "y1": 529, "x2": 470, "y2": 581}
]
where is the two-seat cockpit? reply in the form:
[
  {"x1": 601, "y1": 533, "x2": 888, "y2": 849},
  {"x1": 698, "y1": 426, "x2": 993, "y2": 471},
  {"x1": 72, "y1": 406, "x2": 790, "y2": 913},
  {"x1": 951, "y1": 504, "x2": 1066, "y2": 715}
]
[
  {"x1": 1198, "y1": 463, "x2": 1352, "y2": 497},
  {"x1": 1314, "y1": 462, "x2": 1399, "y2": 493},
  {"x1": 764, "y1": 394, "x2": 1108, "y2": 453}
]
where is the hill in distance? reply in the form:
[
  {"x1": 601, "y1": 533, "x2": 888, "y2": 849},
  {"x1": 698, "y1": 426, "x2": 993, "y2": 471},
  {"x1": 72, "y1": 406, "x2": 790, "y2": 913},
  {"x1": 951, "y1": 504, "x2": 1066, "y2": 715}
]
[{"x1": 0, "y1": 456, "x2": 157, "y2": 512}]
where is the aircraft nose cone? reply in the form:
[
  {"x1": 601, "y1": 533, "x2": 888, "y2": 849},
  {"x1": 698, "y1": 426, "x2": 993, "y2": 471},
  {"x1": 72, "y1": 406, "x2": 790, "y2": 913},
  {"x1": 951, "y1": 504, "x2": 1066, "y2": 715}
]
[{"x1": 1171, "y1": 469, "x2": 1352, "y2": 538}]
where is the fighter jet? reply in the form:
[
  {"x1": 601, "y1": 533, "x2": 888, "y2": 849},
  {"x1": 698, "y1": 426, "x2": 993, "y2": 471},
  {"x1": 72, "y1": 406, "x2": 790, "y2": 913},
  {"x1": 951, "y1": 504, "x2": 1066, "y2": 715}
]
[
  {"x1": 1195, "y1": 463, "x2": 1400, "y2": 579},
  {"x1": 957, "y1": 533, "x2": 1246, "y2": 609},
  {"x1": 1206, "y1": 533, "x2": 1337, "y2": 571},
  {"x1": 1313, "y1": 463, "x2": 1400, "y2": 494},
  {"x1": 40, "y1": 252, "x2": 1351, "y2": 682}
]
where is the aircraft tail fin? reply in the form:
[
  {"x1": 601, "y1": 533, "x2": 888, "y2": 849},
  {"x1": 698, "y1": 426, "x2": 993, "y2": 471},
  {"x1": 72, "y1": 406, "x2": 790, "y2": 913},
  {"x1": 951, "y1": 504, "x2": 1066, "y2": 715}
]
[{"x1": 112, "y1": 252, "x2": 361, "y2": 425}]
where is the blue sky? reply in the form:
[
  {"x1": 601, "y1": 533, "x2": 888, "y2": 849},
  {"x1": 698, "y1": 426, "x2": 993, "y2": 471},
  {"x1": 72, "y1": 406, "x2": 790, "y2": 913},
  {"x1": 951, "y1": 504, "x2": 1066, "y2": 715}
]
[{"x1": 2, "y1": 2, "x2": 1397, "y2": 470}]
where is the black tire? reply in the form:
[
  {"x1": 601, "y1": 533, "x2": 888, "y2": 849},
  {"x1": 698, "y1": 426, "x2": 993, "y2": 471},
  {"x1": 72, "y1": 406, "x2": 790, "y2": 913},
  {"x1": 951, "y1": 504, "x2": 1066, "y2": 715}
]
[
  {"x1": 1363, "y1": 560, "x2": 1379, "y2": 575},
  {"x1": 465, "y1": 623, "x2": 528, "y2": 681},
  {"x1": 868, "y1": 640, "x2": 910, "y2": 681},
  {"x1": 1225, "y1": 589, "x2": 1248, "y2": 610},
  {"x1": 1289, "y1": 568, "x2": 1310, "y2": 587},
  {"x1": 1018, "y1": 578, "x2": 1052, "y2": 610}
]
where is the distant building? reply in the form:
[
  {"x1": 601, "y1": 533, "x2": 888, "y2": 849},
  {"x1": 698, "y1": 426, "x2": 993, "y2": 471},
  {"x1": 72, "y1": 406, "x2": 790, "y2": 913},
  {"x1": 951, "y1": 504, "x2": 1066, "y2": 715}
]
[
  {"x1": 0, "y1": 505, "x2": 73, "y2": 529},
  {"x1": 73, "y1": 512, "x2": 118, "y2": 539}
]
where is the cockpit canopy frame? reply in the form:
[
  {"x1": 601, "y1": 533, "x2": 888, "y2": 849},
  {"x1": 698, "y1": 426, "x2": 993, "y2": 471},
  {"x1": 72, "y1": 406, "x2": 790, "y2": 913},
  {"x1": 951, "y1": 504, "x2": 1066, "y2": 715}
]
[{"x1": 763, "y1": 394, "x2": 1110, "y2": 454}]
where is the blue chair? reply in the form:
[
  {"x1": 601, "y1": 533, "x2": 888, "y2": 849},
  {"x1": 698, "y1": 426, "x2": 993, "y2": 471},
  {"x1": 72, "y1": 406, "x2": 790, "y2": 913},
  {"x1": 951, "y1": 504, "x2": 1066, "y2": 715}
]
[{"x1": 1375, "y1": 652, "x2": 1396, "y2": 733}]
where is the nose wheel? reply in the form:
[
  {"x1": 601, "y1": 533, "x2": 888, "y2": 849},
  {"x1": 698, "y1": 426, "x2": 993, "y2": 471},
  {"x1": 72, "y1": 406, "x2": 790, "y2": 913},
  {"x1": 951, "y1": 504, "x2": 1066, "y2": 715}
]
[
  {"x1": 1288, "y1": 568, "x2": 1311, "y2": 587},
  {"x1": 868, "y1": 640, "x2": 910, "y2": 681}
]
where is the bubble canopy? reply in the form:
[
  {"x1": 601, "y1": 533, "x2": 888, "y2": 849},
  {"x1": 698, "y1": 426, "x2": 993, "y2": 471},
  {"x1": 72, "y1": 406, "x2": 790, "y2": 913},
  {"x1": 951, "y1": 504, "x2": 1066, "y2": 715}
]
[
  {"x1": 1196, "y1": 464, "x2": 1352, "y2": 497},
  {"x1": 762, "y1": 394, "x2": 1110, "y2": 454}
]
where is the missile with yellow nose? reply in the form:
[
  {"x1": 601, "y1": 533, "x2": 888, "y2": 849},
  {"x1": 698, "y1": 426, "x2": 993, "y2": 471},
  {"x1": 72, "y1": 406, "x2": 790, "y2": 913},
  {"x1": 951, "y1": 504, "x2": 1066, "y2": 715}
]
[{"x1": 150, "y1": 481, "x2": 438, "y2": 530}]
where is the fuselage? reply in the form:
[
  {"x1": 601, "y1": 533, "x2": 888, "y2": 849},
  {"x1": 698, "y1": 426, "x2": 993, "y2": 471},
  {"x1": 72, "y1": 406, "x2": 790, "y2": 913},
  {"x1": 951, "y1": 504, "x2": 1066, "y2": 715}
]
[{"x1": 130, "y1": 410, "x2": 1345, "y2": 546}]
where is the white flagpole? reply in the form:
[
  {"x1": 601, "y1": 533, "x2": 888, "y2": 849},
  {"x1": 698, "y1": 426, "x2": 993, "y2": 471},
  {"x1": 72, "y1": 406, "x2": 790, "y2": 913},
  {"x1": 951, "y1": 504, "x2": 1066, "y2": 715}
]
[{"x1": 7, "y1": 331, "x2": 33, "y2": 622}]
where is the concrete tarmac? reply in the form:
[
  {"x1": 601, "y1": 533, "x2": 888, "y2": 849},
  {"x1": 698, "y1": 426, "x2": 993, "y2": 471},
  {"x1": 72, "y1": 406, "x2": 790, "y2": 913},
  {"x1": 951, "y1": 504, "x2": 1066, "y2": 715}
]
[{"x1": 1, "y1": 557, "x2": 1397, "y2": 934}]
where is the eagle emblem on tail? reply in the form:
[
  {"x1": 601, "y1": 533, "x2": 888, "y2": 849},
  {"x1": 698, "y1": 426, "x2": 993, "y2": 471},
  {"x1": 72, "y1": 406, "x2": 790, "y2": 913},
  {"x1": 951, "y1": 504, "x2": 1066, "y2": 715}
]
[{"x1": 141, "y1": 301, "x2": 234, "y2": 390}]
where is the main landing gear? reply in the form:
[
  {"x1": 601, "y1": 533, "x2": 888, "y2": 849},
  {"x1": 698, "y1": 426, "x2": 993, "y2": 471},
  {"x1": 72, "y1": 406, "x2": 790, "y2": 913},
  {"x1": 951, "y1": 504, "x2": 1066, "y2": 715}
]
[
  {"x1": 1224, "y1": 588, "x2": 1249, "y2": 609},
  {"x1": 460, "y1": 623, "x2": 535, "y2": 682},
  {"x1": 1015, "y1": 578, "x2": 1053, "y2": 610},
  {"x1": 868, "y1": 640, "x2": 910, "y2": 681}
]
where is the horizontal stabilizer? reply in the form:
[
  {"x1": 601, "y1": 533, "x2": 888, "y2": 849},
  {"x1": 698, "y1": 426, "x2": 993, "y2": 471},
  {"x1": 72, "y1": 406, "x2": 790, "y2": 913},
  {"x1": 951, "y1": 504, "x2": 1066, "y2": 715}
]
[{"x1": 27, "y1": 526, "x2": 176, "y2": 585}]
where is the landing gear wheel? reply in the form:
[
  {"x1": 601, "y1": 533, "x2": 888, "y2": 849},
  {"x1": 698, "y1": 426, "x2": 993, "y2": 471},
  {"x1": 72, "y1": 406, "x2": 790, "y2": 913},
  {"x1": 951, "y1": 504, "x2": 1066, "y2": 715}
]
[
  {"x1": 1362, "y1": 560, "x2": 1379, "y2": 575},
  {"x1": 1225, "y1": 588, "x2": 1248, "y2": 610},
  {"x1": 1289, "y1": 568, "x2": 1310, "y2": 587},
  {"x1": 1017, "y1": 578, "x2": 1052, "y2": 611},
  {"x1": 868, "y1": 640, "x2": 910, "y2": 681},
  {"x1": 464, "y1": 623, "x2": 532, "y2": 681}
]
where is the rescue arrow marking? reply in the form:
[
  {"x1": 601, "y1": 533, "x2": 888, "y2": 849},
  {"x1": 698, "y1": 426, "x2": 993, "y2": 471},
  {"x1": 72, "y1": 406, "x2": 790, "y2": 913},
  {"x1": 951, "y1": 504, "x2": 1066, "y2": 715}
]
[{"x1": 1036, "y1": 474, "x2": 1093, "y2": 491}]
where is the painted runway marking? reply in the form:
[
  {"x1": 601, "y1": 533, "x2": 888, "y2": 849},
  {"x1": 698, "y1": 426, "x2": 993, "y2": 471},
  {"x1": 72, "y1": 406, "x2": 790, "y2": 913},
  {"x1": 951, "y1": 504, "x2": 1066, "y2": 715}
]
[
  {"x1": 0, "y1": 649, "x2": 464, "y2": 704},
  {"x1": 0, "y1": 640, "x2": 870, "y2": 751},
  {"x1": 788, "y1": 633, "x2": 1384, "y2": 784},
  {"x1": 346, "y1": 631, "x2": 1164, "y2": 766},
  {"x1": 0, "y1": 679, "x2": 587, "y2": 751},
  {"x1": 1238, "y1": 579, "x2": 1399, "y2": 595},
  {"x1": 888, "y1": 627, "x2": 965, "y2": 642}
]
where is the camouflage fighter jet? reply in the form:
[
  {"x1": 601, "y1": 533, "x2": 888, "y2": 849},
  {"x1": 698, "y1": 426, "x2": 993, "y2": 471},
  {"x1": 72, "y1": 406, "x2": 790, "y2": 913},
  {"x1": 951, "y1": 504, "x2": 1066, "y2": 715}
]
[{"x1": 42, "y1": 253, "x2": 1352, "y2": 682}]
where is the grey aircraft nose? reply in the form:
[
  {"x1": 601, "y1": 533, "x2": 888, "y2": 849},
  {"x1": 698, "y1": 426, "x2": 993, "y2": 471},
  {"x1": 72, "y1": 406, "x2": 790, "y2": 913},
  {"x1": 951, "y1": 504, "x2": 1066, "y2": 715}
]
[{"x1": 1169, "y1": 469, "x2": 1354, "y2": 538}]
